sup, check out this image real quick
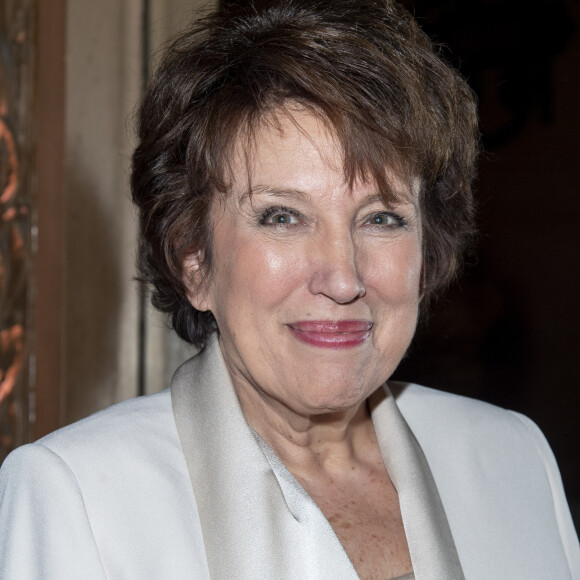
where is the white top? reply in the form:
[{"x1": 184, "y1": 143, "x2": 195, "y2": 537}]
[{"x1": 0, "y1": 337, "x2": 578, "y2": 579}]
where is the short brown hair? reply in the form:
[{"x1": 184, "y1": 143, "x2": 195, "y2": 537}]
[{"x1": 131, "y1": 0, "x2": 479, "y2": 349}]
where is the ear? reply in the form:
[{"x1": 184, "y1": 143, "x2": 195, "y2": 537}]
[{"x1": 182, "y1": 251, "x2": 211, "y2": 312}]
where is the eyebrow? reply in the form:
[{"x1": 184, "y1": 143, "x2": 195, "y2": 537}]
[
  {"x1": 240, "y1": 185, "x2": 416, "y2": 212},
  {"x1": 357, "y1": 193, "x2": 384, "y2": 209},
  {"x1": 240, "y1": 185, "x2": 311, "y2": 204},
  {"x1": 358, "y1": 192, "x2": 419, "y2": 217}
]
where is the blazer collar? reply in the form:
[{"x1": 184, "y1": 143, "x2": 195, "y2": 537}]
[
  {"x1": 369, "y1": 387, "x2": 464, "y2": 579},
  {"x1": 171, "y1": 335, "x2": 464, "y2": 579}
]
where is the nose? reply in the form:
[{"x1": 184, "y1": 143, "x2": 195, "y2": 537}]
[{"x1": 307, "y1": 231, "x2": 366, "y2": 304}]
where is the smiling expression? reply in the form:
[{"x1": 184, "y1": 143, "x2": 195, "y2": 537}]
[{"x1": 185, "y1": 109, "x2": 423, "y2": 417}]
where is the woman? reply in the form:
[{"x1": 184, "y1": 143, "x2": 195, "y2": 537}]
[{"x1": 1, "y1": 0, "x2": 578, "y2": 578}]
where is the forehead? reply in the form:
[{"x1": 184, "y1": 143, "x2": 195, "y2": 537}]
[
  {"x1": 226, "y1": 107, "x2": 418, "y2": 203},
  {"x1": 230, "y1": 108, "x2": 342, "y2": 192}
]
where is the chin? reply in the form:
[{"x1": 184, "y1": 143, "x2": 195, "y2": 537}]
[{"x1": 298, "y1": 379, "x2": 377, "y2": 415}]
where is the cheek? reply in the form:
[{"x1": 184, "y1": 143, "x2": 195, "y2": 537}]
[
  {"x1": 208, "y1": 236, "x2": 305, "y2": 315},
  {"x1": 260, "y1": 246, "x2": 294, "y2": 279},
  {"x1": 364, "y1": 240, "x2": 423, "y2": 302},
  {"x1": 401, "y1": 246, "x2": 423, "y2": 295},
  {"x1": 248, "y1": 244, "x2": 305, "y2": 306}
]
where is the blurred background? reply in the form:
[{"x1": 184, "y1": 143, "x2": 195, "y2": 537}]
[{"x1": 0, "y1": 0, "x2": 578, "y2": 529}]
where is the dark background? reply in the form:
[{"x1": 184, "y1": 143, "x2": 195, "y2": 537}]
[{"x1": 392, "y1": 0, "x2": 580, "y2": 526}]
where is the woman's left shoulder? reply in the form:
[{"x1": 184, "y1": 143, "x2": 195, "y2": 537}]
[
  {"x1": 388, "y1": 382, "x2": 580, "y2": 579},
  {"x1": 389, "y1": 381, "x2": 564, "y2": 478},
  {"x1": 389, "y1": 381, "x2": 539, "y2": 441}
]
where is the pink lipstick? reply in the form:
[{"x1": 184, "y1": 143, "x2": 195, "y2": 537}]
[{"x1": 287, "y1": 320, "x2": 372, "y2": 349}]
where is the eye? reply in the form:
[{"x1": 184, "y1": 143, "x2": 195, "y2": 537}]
[
  {"x1": 258, "y1": 206, "x2": 301, "y2": 226},
  {"x1": 365, "y1": 212, "x2": 405, "y2": 228},
  {"x1": 270, "y1": 213, "x2": 297, "y2": 224}
]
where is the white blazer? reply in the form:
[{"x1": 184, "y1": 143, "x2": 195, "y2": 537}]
[{"x1": 1, "y1": 336, "x2": 578, "y2": 579}]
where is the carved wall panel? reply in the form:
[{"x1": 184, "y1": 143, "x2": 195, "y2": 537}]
[{"x1": 0, "y1": 1, "x2": 35, "y2": 462}]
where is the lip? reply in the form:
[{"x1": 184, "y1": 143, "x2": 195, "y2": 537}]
[{"x1": 287, "y1": 320, "x2": 373, "y2": 349}]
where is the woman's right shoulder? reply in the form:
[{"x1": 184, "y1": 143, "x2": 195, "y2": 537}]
[
  {"x1": 0, "y1": 389, "x2": 209, "y2": 579},
  {"x1": 43, "y1": 388, "x2": 173, "y2": 449},
  {"x1": 1, "y1": 389, "x2": 181, "y2": 488}
]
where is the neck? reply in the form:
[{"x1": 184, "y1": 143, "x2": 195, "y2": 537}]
[{"x1": 228, "y1": 361, "x2": 375, "y2": 476}]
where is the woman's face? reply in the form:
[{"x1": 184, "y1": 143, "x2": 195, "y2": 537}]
[{"x1": 186, "y1": 110, "x2": 423, "y2": 416}]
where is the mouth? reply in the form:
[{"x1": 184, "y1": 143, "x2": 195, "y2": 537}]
[{"x1": 287, "y1": 320, "x2": 373, "y2": 349}]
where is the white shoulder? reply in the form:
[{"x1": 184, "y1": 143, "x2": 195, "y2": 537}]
[
  {"x1": 505, "y1": 410, "x2": 580, "y2": 576},
  {"x1": 388, "y1": 382, "x2": 580, "y2": 579},
  {"x1": 37, "y1": 389, "x2": 174, "y2": 456},
  {"x1": 390, "y1": 382, "x2": 556, "y2": 457},
  {"x1": 0, "y1": 442, "x2": 108, "y2": 578},
  {"x1": 0, "y1": 390, "x2": 210, "y2": 579},
  {"x1": 390, "y1": 381, "x2": 517, "y2": 427}
]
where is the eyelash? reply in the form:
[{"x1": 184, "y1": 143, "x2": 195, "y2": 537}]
[
  {"x1": 258, "y1": 206, "x2": 302, "y2": 225},
  {"x1": 364, "y1": 212, "x2": 406, "y2": 228}
]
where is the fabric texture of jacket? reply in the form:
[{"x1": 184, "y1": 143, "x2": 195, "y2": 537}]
[{"x1": 1, "y1": 335, "x2": 578, "y2": 579}]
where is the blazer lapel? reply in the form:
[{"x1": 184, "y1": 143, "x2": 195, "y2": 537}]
[
  {"x1": 370, "y1": 386, "x2": 465, "y2": 580},
  {"x1": 171, "y1": 336, "x2": 357, "y2": 580}
]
